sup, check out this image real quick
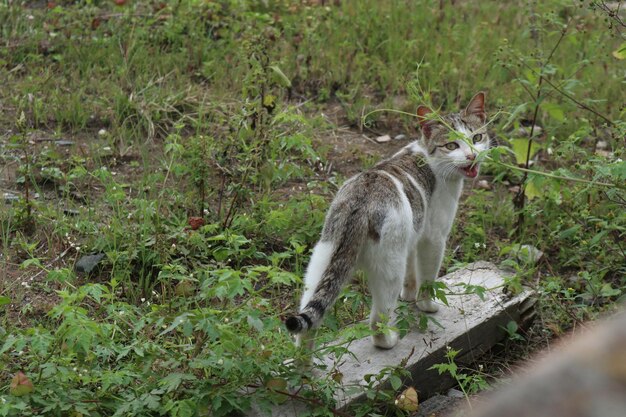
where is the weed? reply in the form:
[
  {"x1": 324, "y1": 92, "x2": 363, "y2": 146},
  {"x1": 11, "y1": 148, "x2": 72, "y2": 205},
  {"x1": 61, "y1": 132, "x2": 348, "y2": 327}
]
[
  {"x1": 430, "y1": 347, "x2": 491, "y2": 408},
  {"x1": 0, "y1": 1, "x2": 625, "y2": 416}
]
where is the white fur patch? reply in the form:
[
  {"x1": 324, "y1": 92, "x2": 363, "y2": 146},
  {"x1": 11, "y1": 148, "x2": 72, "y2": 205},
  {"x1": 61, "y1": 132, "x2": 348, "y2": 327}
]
[
  {"x1": 300, "y1": 241, "x2": 334, "y2": 309},
  {"x1": 402, "y1": 141, "x2": 428, "y2": 156}
]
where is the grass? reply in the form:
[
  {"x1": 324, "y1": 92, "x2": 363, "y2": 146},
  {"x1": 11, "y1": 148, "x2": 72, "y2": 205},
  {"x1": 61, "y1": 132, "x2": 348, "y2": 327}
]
[{"x1": 1, "y1": 1, "x2": 625, "y2": 416}]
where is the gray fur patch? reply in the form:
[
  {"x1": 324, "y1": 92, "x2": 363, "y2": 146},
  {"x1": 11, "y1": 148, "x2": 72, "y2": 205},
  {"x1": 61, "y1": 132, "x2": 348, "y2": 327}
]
[
  {"x1": 375, "y1": 152, "x2": 435, "y2": 232},
  {"x1": 321, "y1": 171, "x2": 401, "y2": 243}
]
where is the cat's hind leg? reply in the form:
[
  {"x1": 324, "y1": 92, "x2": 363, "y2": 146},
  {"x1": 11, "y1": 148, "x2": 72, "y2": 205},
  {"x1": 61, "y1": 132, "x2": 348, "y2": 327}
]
[
  {"x1": 365, "y1": 253, "x2": 405, "y2": 349},
  {"x1": 401, "y1": 246, "x2": 418, "y2": 302}
]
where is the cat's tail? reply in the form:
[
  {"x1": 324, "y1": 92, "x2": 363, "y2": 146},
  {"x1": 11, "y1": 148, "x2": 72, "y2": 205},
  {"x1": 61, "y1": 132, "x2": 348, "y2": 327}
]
[{"x1": 285, "y1": 211, "x2": 367, "y2": 334}]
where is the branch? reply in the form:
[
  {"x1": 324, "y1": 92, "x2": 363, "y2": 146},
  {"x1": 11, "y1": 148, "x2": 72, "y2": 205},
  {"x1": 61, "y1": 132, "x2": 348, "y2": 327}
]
[
  {"x1": 247, "y1": 384, "x2": 353, "y2": 417},
  {"x1": 539, "y1": 76, "x2": 615, "y2": 126}
]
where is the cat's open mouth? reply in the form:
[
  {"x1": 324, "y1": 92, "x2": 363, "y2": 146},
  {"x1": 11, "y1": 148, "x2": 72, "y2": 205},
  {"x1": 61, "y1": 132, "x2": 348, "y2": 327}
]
[{"x1": 460, "y1": 164, "x2": 479, "y2": 178}]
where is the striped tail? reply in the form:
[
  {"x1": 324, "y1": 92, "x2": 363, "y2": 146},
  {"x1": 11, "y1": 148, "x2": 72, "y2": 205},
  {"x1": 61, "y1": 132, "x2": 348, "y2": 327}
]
[{"x1": 285, "y1": 210, "x2": 367, "y2": 334}]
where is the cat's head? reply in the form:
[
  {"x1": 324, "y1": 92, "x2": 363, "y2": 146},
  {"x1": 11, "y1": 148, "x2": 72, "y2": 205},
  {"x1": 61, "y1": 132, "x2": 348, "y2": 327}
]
[{"x1": 417, "y1": 92, "x2": 490, "y2": 180}]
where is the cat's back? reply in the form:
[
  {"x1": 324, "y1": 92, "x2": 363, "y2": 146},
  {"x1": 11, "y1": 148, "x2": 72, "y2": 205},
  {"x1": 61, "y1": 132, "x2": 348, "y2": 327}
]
[{"x1": 321, "y1": 142, "x2": 435, "y2": 241}]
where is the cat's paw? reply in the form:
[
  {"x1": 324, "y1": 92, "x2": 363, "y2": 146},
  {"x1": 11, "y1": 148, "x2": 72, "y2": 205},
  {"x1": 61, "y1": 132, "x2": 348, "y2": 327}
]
[
  {"x1": 400, "y1": 288, "x2": 417, "y2": 302},
  {"x1": 416, "y1": 299, "x2": 440, "y2": 313},
  {"x1": 372, "y1": 331, "x2": 399, "y2": 349}
]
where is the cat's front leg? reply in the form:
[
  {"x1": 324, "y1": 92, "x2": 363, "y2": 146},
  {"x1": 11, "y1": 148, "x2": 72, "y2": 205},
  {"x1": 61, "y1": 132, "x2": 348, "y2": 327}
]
[{"x1": 415, "y1": 236, "x2": 446, "y2": 313}]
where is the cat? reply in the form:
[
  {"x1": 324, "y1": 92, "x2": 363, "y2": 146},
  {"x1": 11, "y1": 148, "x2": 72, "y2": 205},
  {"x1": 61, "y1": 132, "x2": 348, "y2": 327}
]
[{"x1": 285, "y1": 92, "x2": 490, "y2": 351}]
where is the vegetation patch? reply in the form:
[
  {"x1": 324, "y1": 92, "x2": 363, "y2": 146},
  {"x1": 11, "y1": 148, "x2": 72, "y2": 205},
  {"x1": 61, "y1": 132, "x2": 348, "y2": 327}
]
[{"x1": 1, "y1": 1, "x2": 624, "y2": 416}]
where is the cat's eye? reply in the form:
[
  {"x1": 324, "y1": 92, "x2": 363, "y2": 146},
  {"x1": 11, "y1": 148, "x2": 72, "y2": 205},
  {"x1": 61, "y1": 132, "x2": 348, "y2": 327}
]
[
  {"x1": 444, "y1": 142, "x2": 459, "y2": 151},
  {"x1": 472, "y1": 134, "x2": 483, "y2": 144}
]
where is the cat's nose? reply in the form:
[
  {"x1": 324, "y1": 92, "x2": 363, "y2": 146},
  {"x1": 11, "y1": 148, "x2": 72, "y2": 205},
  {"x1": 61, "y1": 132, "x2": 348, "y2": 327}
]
[{"x1": 466, "y1": 153, "x2": 476, "y2": 161}]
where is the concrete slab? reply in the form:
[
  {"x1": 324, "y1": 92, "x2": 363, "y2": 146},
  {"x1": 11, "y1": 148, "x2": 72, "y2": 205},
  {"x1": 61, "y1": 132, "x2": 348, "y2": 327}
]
[{"x1": 256, "y1": 261, "x2": 535, "y2": 416}]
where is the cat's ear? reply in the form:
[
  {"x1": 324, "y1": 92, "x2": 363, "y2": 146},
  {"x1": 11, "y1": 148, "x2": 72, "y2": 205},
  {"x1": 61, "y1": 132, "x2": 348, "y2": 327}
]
[
  {"x1": 464, "y1": 92, "x2": 486, "y2": 122},
  {"x1": 417, "y1": 105, "x2": 434, "y2": 138}
]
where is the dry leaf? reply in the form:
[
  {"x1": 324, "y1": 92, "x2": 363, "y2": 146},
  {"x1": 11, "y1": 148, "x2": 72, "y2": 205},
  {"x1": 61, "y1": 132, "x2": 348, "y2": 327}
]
[
  {"x1": 187, "y1": 216, "x2": 205, "y2": 230},
  {"x1": 10, "y1": 371, "x2": 34, "y2": 396},
  {"x1": 395, "y1": 386, "x2": 419, "y2": 412}
]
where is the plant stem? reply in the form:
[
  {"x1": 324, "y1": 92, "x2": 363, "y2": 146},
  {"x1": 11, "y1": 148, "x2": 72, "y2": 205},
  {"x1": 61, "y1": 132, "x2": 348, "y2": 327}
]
[
  {"x1": 246, "y1": 384, "x2": 353, "y2": 417},
  {"x1": 514, "y1": 23, "x2": 570, "y2": 236},
  {"x1": 488, "y1": 158, "x2": 622, "y2": 189}
]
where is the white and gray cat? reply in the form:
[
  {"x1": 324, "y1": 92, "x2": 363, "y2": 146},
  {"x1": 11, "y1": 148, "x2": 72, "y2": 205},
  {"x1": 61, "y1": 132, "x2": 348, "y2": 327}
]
[{"x1": 285, "y1": 92, "x2": 490, "y2": 350}]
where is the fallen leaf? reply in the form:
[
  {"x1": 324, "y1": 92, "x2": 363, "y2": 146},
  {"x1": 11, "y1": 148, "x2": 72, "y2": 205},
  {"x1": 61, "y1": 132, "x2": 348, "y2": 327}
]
[
  {"x1": 187, "y1": 217, "x2": 205, "y2": 230},
  {"x1": 10, "y1": 371, "x2": 34, "y2": 396},
  {"x1": 331, "y1": 371, "x2": 343, "y2": 383},
  {"x1": 265, "y1": 377, "x2": 287, "y2": 392},
  {"x1": 395, "y1": 386, "x2": 418, "y2": 412},
  {"x1": 91, "y1": 18, "x2": 102, "y2": 30},
  {"x1": 175, "y1": 281, "x2": 196, "y2": 297}
]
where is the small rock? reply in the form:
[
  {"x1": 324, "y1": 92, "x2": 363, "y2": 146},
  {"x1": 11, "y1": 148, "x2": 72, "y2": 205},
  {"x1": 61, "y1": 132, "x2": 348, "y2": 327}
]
[
  {"x1": 513, "y1": 124, "x2": 543, "y2": 138},
  {"x1": 54, "y1": 140, "x2": 75, "y2": 147},
  {"x1": 394, "y1": 134, "x2": 407, "y2": 141},
  {"x1": 375, "y1": 134, "x2": 391, "y2": 143},
  {"x1": 596, "y1": 140, "x2": 609, "y2": 150},
  {"x1": 477, "y1": 179, "x2": 491, "y2": 190},
  {"x1": 518, "y1": 244, "x2": 544, "y2": 265},
  {"x1": 507, "y1": 244, "x2": 544, "y2": 266},
  {"x1": 75, "y1": 253, "x2": 105, "y2": 274},
  {"x1": 508, "y1": 185, "x2": 521, "y2": 194},
  {"x1": 446, "y1": 388, "x2": 465, "y2": 398},
  {"x1": 69, "y1": 191, "x2": 87, "y2": 203},
  {"x1": 413, "y1": 394, "x2": 461, "y2": 417},
  {"x1": 4, "y1": 192, "x2": 19, "y2": 204},
  {"x1": 595, "y1": 149, "x2": 612, "y2": 158}
]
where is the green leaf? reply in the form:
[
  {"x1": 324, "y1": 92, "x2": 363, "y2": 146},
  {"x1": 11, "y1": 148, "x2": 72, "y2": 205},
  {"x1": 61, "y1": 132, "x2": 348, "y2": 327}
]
[
  {"x1": 0, "y1": 296, "x2": 10, "y2": 306},
  {"x1": 389, "y1": 374, "x2": 402, "y2": 391},
  {"x1": 268, "y1": 270, "x2": 299, "y2": 285},
  {"x1": 502, "y1": 102, "x2": 528, "y2": 130},
  {"x1": 425, "y1": 314, "x2": 445, "y2": 329},
  {"x1": 159, "y1": 373, "x2": 196, "y2": 393},
  {"x1": 524, "y1": 178, "x2": 542, "y2": 200},
  {"x1": 600, "y1": 283, "x2": 621, "y2": 298},
  {"x1": 169, "y1": 399, "x2": 196, "y2": 417},
  {"x1": 559, "y1": 225, "x2": 581, "y2": 239},
  {"x1": 510, "y1": 138, "x2": 541, "y2": 165},
  {"x1": 247, "y1": 315, "x2": 264, "y2": 332},
  {"x1": 0, "y1": 334, "x2": 18, "y2": 354},
  {"x1": 270, "y1": 65, "x2": 292, "y2": 87},
  {"x1": 47, "y1": 268, "x2": 75, "y2": 283},
  {"x1": 612, "y1": 42, "x2": 626, "y2": 60},
  {"x1": 543, "y1": 102, "x2": 565, "y2": 122},
  {"x1": 20, "y1": 258, "x2": 42, "y2": 269},
  {"x1": 159, "y1": 313, "x2": 191, "y2": 336},
  {"x1": 464, "y1": 284, "x2": 486, "y2": 300},
  {"x1": 589, "y1": 230, "x2": 607, "y2": 247},
  {"x1": 506, "y1": 320, "x2": 518, "y2": 334}
]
